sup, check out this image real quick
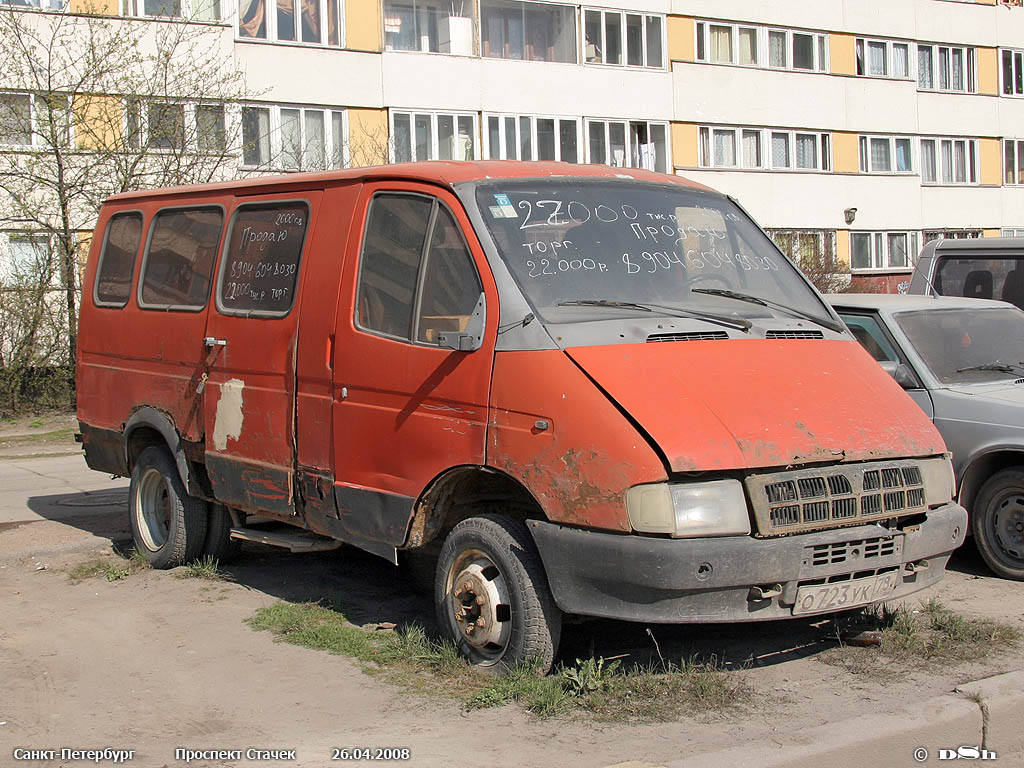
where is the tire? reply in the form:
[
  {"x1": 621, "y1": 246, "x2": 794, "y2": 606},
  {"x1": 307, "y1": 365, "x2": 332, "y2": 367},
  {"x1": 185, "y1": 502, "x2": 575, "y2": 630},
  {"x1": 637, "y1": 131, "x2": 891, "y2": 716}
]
[
  {"x1": 435, "y1": 514, "x2": 561, "y2": 674},
  {"x1": 129, "y1": 445, "x2": 208, "y2": 570},
  {"x1": 971, "y1": 468, "x2": 1024, "y2": 581},
  {"x1": 202, "y1": 503, "x2": 242, "y2": 564}
]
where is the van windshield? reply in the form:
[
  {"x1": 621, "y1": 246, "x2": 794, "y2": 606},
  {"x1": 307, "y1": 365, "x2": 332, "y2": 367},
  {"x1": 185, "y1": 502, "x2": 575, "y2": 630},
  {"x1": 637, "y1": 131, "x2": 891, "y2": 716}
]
[
  {"x1": 473, "y1": 180, "x2": 828, "y2": 324},
  {"x1": 895, "y1": 307, "x2": 1024, "y2": 384}
]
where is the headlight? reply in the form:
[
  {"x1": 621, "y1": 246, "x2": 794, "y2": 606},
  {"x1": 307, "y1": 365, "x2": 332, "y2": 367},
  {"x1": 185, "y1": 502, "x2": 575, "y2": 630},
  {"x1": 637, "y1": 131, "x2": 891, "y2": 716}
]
[
  {"x1": 920, "y1": 455, "x2": 956, "y2": 507},
  {"x1": 626, "y1": 479, "x2": 751, "y2": 538}
]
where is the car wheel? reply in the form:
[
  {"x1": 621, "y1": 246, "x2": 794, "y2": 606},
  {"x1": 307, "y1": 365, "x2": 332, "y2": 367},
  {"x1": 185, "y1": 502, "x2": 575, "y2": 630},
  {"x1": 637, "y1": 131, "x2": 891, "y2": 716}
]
[
  {"x1": 972, "y1": 468, "x2": 1024, "y2": 581},
  {"x1": 202, "y1": 503, "x2": 242, "y2": 564},
  {"x1": 129, "y1": 445, "x2": 208, "y2": 569},
  {"x1": 435, "y1": 514, "x2": 561, "y2": 674}
]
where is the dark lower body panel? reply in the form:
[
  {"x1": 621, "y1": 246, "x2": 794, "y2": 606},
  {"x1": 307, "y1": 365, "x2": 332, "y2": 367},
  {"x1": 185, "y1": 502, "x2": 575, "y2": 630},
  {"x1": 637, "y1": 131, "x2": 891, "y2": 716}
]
[{"x1": 527, "y1": 502, "x2": 967, "y2": 622}]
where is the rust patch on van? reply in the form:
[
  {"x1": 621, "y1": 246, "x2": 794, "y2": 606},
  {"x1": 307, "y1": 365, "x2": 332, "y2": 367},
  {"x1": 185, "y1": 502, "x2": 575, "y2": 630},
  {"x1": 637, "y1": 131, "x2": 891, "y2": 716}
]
[{"x1": 212, "y1": 379, "x2": 245, "y2": 451}]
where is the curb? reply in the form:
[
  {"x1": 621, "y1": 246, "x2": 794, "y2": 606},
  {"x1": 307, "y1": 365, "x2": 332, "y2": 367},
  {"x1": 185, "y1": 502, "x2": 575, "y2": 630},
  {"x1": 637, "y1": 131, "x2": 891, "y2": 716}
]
[{"x1": 631, "y1": 670, "x2": 1024, "y2": 768}]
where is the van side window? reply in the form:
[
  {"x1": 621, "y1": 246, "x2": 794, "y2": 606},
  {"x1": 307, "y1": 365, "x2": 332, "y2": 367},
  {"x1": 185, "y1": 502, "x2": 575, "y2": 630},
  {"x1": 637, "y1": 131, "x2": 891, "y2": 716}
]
[
  {"x1": 95, "y1": 212, "x2": 143, "y2": 307},
  {"x1": 357, "y1": 194, "x2": 433, "y2": 338},
  {"x1": 416, "y1": 206, "x2": 482, "y2": 343},
  {"x1": 140, "y1": 207, "x2": 223, "y2": 310},
  {"x1": 218, "y1": 202, "x2": 309, "y2": 316}
]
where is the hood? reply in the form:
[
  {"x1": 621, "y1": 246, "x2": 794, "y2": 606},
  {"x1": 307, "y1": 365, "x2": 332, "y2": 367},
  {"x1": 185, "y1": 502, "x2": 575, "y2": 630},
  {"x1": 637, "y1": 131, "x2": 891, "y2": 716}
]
[
  {"x1": 566, "y1": 339, "x2": 946, "y2": 472},
  {"x1": 944, "y1": 382, "x2": 1024, "y2": 408}
]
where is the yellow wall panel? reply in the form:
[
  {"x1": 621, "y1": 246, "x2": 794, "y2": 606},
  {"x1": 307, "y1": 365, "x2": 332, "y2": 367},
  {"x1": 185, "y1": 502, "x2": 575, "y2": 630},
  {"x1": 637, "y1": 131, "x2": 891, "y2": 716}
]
[
  {"x1": 346, "y1": 0, "x2": 382, "y2": 52},
  {"x1": 983, "y1": 229, "x2": 1001, "y2": 238},
  {"x1": 831, "y1": 132, "x2": 859, "y2": 173},
  {"x1": 72, "y1": 94, "x2": 122, "y2": 151},
  {"x1": 671, "y1": 122, "x2": 698, "y2": 168},
  {"x1": 980, "y1": 137, "x2": 1001, "y2": 186},
  {"x1": 667, "y1": 16, "x2": 694, "y2": 63},
  {"x1": 977, "y1": 47, "x2": 999, "y2": 96},
  {"x1": 830, "y1": 34, "x2": 856, "y2": 76},
  {"x1": 835, "y1": 230, "x2": 850, "y2": 270},
  {"x1": 69, "y1": 0, "x2": 118, "y2": 14},
  {"x1": 348, "y1": 107, "x2": 389, "y2": 167}
]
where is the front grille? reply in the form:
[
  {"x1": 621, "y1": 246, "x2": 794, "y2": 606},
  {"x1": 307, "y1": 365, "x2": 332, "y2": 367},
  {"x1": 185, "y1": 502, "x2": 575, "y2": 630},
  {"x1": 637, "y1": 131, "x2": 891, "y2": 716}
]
[
  {"x1": 765, "y1": 330, "x2": 824, "y2": 339},
  {"x1": 804, "y1": 536, "x2": 901, "y2": 567},
  {"x1": 647, "y1": 331, "x2": 729, "y2": 342},
  {"x1": 747, "y1": 459, "x2": 929, "y2": 535}
]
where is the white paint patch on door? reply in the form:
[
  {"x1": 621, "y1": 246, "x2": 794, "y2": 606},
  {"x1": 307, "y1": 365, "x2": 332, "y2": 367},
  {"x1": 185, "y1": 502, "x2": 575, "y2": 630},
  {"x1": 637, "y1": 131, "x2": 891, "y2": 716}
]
[{"x1": 212, "y1": 378, "x2": 245, "y2": 451}]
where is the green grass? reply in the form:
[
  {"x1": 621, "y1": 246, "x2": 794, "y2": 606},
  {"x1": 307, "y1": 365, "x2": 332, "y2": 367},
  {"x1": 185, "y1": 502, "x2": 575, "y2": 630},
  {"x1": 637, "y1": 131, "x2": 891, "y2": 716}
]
[
  {"x1": 174, "y1": 556, "x2": 225, "y2": 581},
  {"x1": 247, "y1": 602, "x2": 749, "y2": 721},
  {"x1": 67, "y1": 557, "x2": 132, "y2": 582},
  {"x1": 823, "y1": 598, "x2": 1020, "y2": 675}
]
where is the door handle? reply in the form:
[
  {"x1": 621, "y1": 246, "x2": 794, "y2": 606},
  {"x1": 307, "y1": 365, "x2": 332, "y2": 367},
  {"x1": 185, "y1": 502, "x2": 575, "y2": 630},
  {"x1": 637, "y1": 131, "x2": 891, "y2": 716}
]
[{"x1": 204, "y1": 337, "x2": 227, "y2": 347}]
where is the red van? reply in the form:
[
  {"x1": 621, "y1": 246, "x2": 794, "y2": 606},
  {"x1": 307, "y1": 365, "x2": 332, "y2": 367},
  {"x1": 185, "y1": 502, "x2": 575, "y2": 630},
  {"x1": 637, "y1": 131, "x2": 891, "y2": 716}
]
[{"x1": 77, "y1": 161, "x2": 966, "y2": 672}]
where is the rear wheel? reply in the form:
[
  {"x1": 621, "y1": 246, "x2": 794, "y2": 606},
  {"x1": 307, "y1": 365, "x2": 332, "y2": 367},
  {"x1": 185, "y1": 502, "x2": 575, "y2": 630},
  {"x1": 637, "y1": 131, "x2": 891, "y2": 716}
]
[
  {"x1": 435, "y1": 514, "x2": 561, "y2": 674},
  {"x1": 130, "y1": 445, "x2": 207, "y2": 569},
  {"x1": 972, "y1": 468, "x2": 1024, "y2": 581}
]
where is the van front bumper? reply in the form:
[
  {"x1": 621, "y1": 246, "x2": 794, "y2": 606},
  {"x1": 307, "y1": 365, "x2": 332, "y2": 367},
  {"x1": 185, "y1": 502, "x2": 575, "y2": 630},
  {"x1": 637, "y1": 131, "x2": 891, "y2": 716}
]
[{"x1": 526, "y1": 501, "x2": 967, "y2": 622}]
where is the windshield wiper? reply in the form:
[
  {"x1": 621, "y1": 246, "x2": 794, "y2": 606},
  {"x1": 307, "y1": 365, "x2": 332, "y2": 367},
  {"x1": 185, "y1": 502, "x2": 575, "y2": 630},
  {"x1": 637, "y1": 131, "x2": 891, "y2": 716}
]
[
  {"x1": 691, "y1": 288, "x2": 845, "y2": 333},
  {"x1": 956, "y1": 361, "x2": 1024, "y2": 374},
  {"x1": 557, "y1": 299, "x2": 751, "y2": 332}
]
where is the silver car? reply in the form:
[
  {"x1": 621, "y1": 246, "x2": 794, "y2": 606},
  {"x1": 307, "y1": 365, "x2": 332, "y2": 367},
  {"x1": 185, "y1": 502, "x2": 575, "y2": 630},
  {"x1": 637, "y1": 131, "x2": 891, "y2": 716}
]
[{"x1": 827, "y1": 293, "x2": 1024, "y2": 581}]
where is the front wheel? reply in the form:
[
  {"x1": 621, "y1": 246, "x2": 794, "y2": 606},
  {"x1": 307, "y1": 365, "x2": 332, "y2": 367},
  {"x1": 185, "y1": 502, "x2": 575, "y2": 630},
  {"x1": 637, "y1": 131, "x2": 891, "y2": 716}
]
[
  {"x1": 129, "y1": 445, "x2": 208, "y2": 569},
  {"x1": 435, "y1": 515, "x2": 561, "y2": 674},
  {"x1": 972, "y1": 468, "x2": 1024, "y2": 581}
]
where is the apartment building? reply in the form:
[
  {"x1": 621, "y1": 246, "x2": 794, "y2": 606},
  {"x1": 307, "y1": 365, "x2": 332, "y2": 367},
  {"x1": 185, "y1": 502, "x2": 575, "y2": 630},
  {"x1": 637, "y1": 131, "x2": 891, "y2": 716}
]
[{"x1": 3, "y1": 0, "x2": 1024, "y2": 292}]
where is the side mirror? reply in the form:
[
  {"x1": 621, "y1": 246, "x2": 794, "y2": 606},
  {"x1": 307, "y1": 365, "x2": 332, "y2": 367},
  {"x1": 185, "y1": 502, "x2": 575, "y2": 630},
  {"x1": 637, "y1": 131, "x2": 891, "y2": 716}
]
[
  {"x1": 879, "y1": 360, "x2": 918, "y2": 390},
  {"x1": 437, "y1": 293, "x2": 486, "y2": 352}
]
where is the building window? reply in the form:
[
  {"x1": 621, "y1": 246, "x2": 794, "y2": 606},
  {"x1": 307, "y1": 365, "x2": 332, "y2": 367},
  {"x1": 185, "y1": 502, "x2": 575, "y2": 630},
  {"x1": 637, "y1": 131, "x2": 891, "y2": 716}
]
[
  {"x1": 0, "y1": 93, "x2": 71, "y2": 148},
  {"x1": 241, "y1": 105, "x2": 347, "y2": 170},
  {"x1": 696, "y1": 22, "x2": 826, "y2": 72},
  {"x1": 850, "y1": 231, "x2": 919, "y2": 271},
  {"x1": 124, "y1": 100, "x2": 228, "y2": 155},
  {"x1": 392, "y1": 110, "x2": 477, "y2": 162},
  {"x1": 583, "y1": 8, "x2": 663, "y2": 68},
  {"x1": 122, "y1": 0, "x2": 221, "y2": 20},
  {"x1": 585, "y1": 118, "x2": 668, "y2": 172},
  {"x1": 855, "y1": 38, "x2": 911, "y2": 79},
  {"x1": 1002, "y1": 49, "x2": 1024, "y2": 95},
  {"x1": 480, "y1": 0, "x2": 577, "y2": 63},
  {"x1": 923, "y1": 229, "x2": 982, "y2": 244},
  {"x1": 483, "y1": 113, "x2": 578, "y2": 162},
  {"x1": 1002, "y1": 228, "x2": 1024, "y2": 237},
  {"x1": 767, "y1": 230, "x2": 837, "y2": 271},
  {"x1": 919, "y1": 137, "x2": 977, "y2": 184},
  {"x1": 699, "y1": 126, "x2": 830, "y2": 171},
  {"x1": 918, "y1": 44, "x2": 976, "y2": 93},
  {"x1": 858, "y1": 135, "x2": 914, "y2": 174},
  {"x1": 3, "y1": 0, "x2": 65, "y2": 8},
  {"x1": 0, "y1": 93, "x2": 32, "y2": 147},
  {"x1": 384, "y1": 0, "x2": 475, "y2": 54},
  {"x1": 238, "y1": 0, "x2": 343, "y2": 46},
  {"x1": 3, "y1": 233, "x2": 51, "y2": 283}
]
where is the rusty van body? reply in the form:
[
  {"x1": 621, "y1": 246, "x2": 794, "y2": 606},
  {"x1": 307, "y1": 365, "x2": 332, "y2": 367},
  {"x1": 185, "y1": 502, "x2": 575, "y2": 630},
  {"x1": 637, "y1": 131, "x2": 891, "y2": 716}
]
[{"x1": 76, "y1": 161, "x2": 966, "y2": 671}]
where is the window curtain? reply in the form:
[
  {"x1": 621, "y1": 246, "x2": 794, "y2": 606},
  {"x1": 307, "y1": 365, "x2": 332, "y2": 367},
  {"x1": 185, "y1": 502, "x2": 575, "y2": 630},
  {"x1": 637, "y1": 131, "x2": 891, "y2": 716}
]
[
  {"x1": 868, "y1": 41, "x2": 886, "y2": 75},
  {"x1": 709, "y1": 26, "x2": 732, "y2": 63},
  {"x1": 954, "y1": 140, "x2": 967, "y2": 182},
  {"x1": 795, "y1": 134, "x2": 816, "y2": 169},
  {"x1": 921, "y1": 140, "x2": 936, "y2": 182},
  {"x1": 895, "y1": 139, "x2": 911, "y2": 172},
  {"x1": 239, "y1": 0, "x2": 266, "y2": 38},
  {"x1": 888, "y1": 234, "x2": 907, "y2": 268},
  {"x1": 738, "y1": 28, "x2": 756, "y2": 65},
  {"x1": 713, "y1": 130, "x2": 735, "y2": 166},
  {"x1": 769, "y1": 31, "x2": 785, "y2": 67},
  {"x1": 870, "y1": 138, "x2": 891, "y2": 172},
  {"x1": 771, "y1": 132, "x2": 789, "y2": 167},
  {"x1": 893, "y1": 44, "x2": 909, "y2": 77},
  {"x1": 742, "y1": 130, "x2": 760, "y2": 167}
]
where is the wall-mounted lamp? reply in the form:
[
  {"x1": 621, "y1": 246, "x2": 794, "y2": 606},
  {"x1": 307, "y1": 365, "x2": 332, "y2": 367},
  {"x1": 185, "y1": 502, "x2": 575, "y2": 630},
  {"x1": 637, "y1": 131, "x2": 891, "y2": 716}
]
[{"x1": 844, "y1": 207, "x2": 858, "y2": 225}]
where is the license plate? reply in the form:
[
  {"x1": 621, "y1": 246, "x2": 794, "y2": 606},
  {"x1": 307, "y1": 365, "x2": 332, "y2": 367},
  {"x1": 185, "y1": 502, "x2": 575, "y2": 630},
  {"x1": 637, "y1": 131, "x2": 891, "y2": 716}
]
[{"x1": 793, "y1": 571, "x2": 900, "y2": 615}]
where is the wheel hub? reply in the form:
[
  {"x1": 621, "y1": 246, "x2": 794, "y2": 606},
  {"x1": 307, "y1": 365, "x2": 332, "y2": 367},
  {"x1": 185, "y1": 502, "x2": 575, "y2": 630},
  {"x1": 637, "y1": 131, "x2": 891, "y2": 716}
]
[{"x1": 449, "y1": 559, "x2": 511, "y2": 651}]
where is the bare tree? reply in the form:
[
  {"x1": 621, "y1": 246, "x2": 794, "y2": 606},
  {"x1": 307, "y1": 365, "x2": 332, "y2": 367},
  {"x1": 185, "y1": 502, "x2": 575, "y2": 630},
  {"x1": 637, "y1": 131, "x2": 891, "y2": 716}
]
[{"x1": 0, "y1": 3, "x2": 251, "y2": 401}]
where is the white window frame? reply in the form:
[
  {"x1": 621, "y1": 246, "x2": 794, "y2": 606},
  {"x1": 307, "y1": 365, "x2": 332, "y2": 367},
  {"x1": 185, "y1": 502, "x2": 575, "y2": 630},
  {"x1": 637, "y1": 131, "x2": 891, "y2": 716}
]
[
  {"x1": 584, "y1": 118, "x2": 669, "y2": 172},
  {"x1": 0, "y1": 92, "x2": 73, "y2": 149},
  {"x1": 1, "y1": 231, "x2": 55, "y2": 285},
  {"x1": 239, "y1": 104, "x2": 348, "y2": 171},
  {"x1": 1005, "y1": 138, "x2": 1024, "y2": 184},
  {"x1": 482, "y1": 112, "x2": 579, "y2": 162},
  {"x1": 582, "y1": 8, "x2": 665, "y2": 69},
  {"x1": 1002, "y1": 228, "x2": 1024, "y2": 237},
  {"x1": 122, "y1": 0, "x2": 221, "y2": 20},
  {"x1": 1001, "y1": 48, "x2": 1024, "y2": 96},
  {"x1": 235, "y1": 0, "x2": 344, "y2": 46},
  {"x1": 696, "y1": 22, "x2": 827, "y2": 72},
  {"x1": 857, "y1": 135, "x2": 915, "y2": 175},
  {"x1": 919, "y1": 136, "x2": 978, "y2": 185},
  {"x1": 479, "y1": 0, "x2": 579, "y2": 64},
  {"x1": 849, "y1": 231, "x2": 920, "y2": 272},
  {"x1": 855, "y1": 37, "x2": 913, "y2": 79},
  {"x1": 699, "y1": 126, "x2": 830, "y2": 171},
  {"x1": 391, "y1": 109, "x2": 479, "y2": 162},
  {"x1": 124, "y1": 99, "x2": 233, "y2": 155},
  {"x1": 917, "y1": 43, "x2": 976, "y2": 93}
]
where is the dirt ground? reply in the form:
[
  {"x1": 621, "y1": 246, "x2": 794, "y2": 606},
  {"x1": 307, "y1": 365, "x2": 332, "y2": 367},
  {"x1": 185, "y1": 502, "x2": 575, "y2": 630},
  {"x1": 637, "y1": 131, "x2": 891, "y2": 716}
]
[{"x1": 1, "y1": 452, "x2": 1023, "y2": 768}]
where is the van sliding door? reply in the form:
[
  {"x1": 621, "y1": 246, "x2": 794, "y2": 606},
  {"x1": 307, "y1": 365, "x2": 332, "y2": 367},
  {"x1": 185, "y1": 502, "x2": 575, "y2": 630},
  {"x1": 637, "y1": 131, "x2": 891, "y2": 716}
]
[{"x1": 201, "y1": 191, "x2": 323, "y2": 518}]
